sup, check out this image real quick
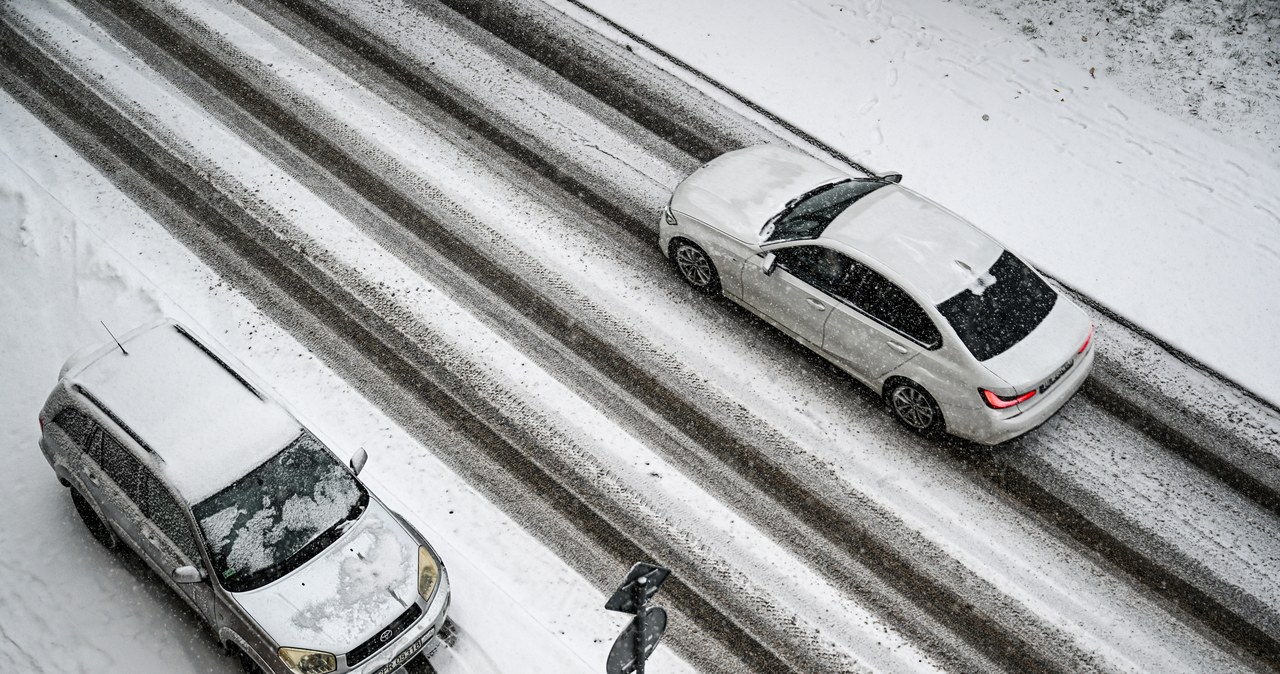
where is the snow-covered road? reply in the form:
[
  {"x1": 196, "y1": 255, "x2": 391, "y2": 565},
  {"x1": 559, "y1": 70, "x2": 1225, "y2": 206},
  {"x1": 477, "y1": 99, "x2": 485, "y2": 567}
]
[{"x1": 2, "y1": 0, "x2": 1278, "y2": 672}]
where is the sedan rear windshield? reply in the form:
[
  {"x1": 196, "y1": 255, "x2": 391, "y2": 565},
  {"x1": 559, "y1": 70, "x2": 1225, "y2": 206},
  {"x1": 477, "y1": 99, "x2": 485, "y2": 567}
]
[
  {"x1": 762, "y1": 179, "x2": 887, "y2": 243},
  {"x1": 194, "y1": 431, "x2": 367, "y2": 592},
  {"x1": 937, "y1": 251, "x2": 1057, "y2": 361}
]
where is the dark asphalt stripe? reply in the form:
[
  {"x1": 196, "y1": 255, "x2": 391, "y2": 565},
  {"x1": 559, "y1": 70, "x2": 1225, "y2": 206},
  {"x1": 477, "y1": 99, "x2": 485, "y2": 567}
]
[
  {"x1": 0, "y1": 18, "x2": 784, "y2": 674},
  {"x1": 1082, "y1": 373, "x2": 1280, "y2": 519},
  {"x1": 955, "y1": 444, "x2": 1280, "y2": 668},
  {"x1": 435, "y1": 0, "x2": 879, "y2": 178},
  {"x1": 432, "y1": 0, "x2": 732, "y2": 166},
  {"x1": 276, "y1": 0, "x2": 654, "y2": 234}
]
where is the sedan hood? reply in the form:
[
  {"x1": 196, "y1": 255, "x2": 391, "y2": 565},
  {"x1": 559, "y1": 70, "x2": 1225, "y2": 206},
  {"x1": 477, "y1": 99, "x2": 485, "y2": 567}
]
[
  {"x1": 672, "y1": 144, "x2": 846, "y2": 243},
  {"x1": 980, "y1": 297, "x2": 1091, "y2": 392},
  {"x1": 231, "y1": 500, "x2": 419, "y2": 654}
]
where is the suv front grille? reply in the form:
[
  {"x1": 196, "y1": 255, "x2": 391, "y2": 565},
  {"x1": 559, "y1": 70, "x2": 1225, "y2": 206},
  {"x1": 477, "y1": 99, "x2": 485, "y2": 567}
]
[{"x1": 346, "y1": 602, "x2": 423, "y2": 667}]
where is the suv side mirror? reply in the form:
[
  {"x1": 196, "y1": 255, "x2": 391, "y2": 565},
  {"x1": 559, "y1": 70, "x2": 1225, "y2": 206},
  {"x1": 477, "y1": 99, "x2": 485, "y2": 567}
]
[
  {"x1": 761, "y1": 252, "x2": 778, "y2": 276},
  {"x1": 878, "y1": 172, "x2": 903, "y2": 184},
  {"x1": 172, "y1": 565, "x2": 204, "y2": 584},
  {"x1": 350, "y1": 448, "x2": 368, "y2": 476}
]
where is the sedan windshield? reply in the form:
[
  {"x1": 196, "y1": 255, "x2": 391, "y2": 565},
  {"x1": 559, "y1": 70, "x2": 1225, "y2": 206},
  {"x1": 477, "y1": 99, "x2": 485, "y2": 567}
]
[
  {"x1": 193, "y1": 431, "x2": 367, "y2": 592},
  {"x1": 937, "y1": 251, "x2": 1058, "y2": 361},
  {"x1": 762, "y1": 179, "x2": 887, "y2": 243}
]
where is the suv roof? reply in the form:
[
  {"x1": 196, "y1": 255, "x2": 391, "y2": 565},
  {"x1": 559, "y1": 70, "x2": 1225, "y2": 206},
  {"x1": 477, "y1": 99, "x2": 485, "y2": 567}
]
[{"x1": 66, "y1": 320, "x2": 300, "y2": 503}]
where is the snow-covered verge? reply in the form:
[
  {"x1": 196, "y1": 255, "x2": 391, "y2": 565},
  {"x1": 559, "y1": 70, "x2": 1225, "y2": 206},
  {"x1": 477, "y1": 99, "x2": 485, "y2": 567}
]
[
  {"x1": 0, "y1": 93, "x2": 660, "y2": 674},
  {"x1": 560, "y1": 0, "x2": 1280, "y2": 408},
  {"x1": 955, "y1": 0, "x2": 1280, "y2": 160}
]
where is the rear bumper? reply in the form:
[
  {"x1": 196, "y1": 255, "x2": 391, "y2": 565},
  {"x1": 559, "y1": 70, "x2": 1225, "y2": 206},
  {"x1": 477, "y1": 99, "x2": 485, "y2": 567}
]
[{"x1": 947, "y1": 345, "x2": 1095, "y2": 445}]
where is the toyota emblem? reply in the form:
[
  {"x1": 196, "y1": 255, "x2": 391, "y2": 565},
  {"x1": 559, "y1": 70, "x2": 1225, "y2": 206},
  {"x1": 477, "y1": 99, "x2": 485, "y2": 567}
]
[{"x1": 379, "y1": 629, "x2": 393, "y2": 643}]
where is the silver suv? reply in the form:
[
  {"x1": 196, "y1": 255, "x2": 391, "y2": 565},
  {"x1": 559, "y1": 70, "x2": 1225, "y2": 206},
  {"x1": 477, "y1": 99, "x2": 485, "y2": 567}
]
[{"x1": 37, "y1": 319, "x2": 450, "y2": 674}]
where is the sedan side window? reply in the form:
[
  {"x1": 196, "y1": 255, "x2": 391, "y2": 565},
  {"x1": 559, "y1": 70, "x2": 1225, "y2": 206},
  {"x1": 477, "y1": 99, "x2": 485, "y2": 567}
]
[
  {"x1": 146, "y1": 479, "x2": 202, "y2": 563},
  {"x1": 97, "y1": 432, "x2": 149, "y2": 507},
  {"x1": 774, "y1": 246, "x2": 853, "y2": 294},
  {"x1": 842, "y1": 262, "x2": 942, "y2": 347}
]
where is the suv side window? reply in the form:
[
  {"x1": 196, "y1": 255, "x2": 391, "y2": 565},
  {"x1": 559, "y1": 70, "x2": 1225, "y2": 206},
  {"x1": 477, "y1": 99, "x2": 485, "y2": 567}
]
[
  {"x1": 97, "y1": 431, "x2": 149, "y2": 506},
  {"x1": 841, "y1": 261, "x2": 942, "y2": 347},
  {"x1": 775, "y1": 246, "x2": 853, "y2": 294},
  {"x1": 145, "y1": 480, "x2": 201, "y2": 563},
  {"x1": 53, "y1": 406, "x2": 97, "y2": 449}
]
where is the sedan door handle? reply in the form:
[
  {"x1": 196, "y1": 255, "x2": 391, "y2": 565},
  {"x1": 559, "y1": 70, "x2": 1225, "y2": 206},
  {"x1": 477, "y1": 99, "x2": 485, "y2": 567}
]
[
  {"x1": 805, "y1": 298, "x2": 827, "y2": 311},
  {"x1": 887, "y1": 341, "x2": 910, "y2": 354},
  {"x1": 82, "y1": 467, "x2": 100, "y2": 485}
]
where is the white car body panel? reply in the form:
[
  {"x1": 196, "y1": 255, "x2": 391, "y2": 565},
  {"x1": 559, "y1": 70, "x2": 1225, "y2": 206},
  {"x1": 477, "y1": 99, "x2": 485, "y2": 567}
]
[
  {"x1": 672, "y1": 144, "x2": 845, "y2": 244},
  {"x1": 822, "y1": 187, "x2": 1005, "y2": 304}
]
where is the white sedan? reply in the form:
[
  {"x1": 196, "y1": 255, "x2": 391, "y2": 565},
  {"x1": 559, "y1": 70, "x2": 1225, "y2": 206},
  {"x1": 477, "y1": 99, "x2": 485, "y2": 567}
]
[{"x1": 659, "y1": 144, "x2": 1094, "y2": 445}]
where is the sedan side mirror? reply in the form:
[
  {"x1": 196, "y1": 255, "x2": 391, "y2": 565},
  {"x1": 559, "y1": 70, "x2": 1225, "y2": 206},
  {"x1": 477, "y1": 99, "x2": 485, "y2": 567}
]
[
  {"x1": 878, "y1": 172, "x2": 903, "y2": 184},
  {"x1": 350, "y1": 448, "x2": 368, "y2": 476},
  {"x1": 761, "y1": 252, "x2": 778, "y2": 276},
  {"x1": 172, "y1": 565, "x2": 204, "y2": 584}
]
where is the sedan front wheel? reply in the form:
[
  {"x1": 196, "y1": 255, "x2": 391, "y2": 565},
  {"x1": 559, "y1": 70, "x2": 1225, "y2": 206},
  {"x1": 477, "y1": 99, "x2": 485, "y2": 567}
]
[{"x1": 671, "y1": 240, "x2": 721, "y2": 294}]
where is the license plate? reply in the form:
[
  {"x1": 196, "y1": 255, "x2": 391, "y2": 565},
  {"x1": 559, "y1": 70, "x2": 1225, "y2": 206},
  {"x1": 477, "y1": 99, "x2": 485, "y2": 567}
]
[
  {"x1": 373, "y1": 629, "x2": 435, "y2": 674},
  {"x1": 1039, "y1": 358, "x2": 1074, "y2": 393}
]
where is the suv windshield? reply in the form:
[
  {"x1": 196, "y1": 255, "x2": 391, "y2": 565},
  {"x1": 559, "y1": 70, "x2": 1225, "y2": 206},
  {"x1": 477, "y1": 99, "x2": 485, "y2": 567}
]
[
  {"x1": 762, "y1": 179, "x2": 887, "y2": 243},
  {"x1": 193, "y1": 431, "x2": 367, "y2": 592},
  {"x1": 937, "y1": 251, "x2": 1058, "y2": 361}
]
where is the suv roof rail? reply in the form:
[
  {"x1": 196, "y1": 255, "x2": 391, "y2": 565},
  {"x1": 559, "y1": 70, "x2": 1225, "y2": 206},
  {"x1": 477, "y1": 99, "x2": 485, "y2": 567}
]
[
  {"x1": 173, "y1": 324, "x2": 263, "y2": 400},
  {"x1": 73, "y1": 384, "x2": 157, "y2": 456}
]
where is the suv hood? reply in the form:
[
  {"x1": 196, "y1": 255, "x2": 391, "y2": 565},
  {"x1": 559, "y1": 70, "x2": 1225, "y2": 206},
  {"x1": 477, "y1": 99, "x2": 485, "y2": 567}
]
[
  {"x1": 231, "y1": 500, "x2": 419, "y2": 654},
  {"x1": 980, "y1": 297, "x2": 1091, "y2": 392},
  {"x1": 672, "y1": 144, "x2": 846, "y2": 244}
]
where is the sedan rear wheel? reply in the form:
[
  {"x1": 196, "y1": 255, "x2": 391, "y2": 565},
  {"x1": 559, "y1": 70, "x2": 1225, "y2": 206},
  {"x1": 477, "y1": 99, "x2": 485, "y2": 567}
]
[
  {"x1": 672, "y1": 240, "x2": 721, "y2": 294},
  {"x1": 886, "y1": 381, "x2": 943, "y2": 435}
]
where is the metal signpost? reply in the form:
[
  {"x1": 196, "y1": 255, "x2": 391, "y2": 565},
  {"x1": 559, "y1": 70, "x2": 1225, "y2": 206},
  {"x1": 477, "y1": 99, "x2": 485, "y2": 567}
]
[{"x1": 605, "y1": 562, "x2": 671, "y2": 674}]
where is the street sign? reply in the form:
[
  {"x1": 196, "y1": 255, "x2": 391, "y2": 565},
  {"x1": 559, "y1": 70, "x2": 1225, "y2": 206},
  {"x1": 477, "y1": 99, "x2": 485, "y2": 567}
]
[
  {"x1": 605, "y1": 607, "x2": 667, "y2": 674},
  {"x1": 605, "y1": 563, "x2": 671, "y2": 614}
]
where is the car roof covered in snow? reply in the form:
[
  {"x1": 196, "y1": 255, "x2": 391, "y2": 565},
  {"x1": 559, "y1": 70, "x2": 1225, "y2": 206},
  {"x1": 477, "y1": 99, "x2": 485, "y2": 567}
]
[
  {"x1": 821, "y1": 185, "x2": 1007, "y2": 305},
  {"x1": 67, "y1": 319, "x2": 300, "y2": 503}
]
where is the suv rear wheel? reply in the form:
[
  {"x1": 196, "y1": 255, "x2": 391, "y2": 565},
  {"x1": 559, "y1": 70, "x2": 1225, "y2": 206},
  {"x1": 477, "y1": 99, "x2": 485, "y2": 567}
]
[{"x1": 70, "y1": 488, "x2": 118, "y2": 550}]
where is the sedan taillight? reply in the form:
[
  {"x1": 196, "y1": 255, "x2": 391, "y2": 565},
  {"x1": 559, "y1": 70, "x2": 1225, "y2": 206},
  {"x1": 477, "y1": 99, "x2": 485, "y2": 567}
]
[
  {"x1": 1078, "y1": 325, "x2": 1094, "y2": 354},
  {"x1": 981, "y1": 388, "x2": 1036, "y2": 409},
  {"x1": 38, "y1": 415, "x2": 44, "y2": 432}
]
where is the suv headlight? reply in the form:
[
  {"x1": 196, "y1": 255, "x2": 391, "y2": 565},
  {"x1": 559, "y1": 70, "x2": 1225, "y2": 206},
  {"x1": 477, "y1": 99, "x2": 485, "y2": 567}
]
[
  {"x1": 418, "y1": 546, "x2": 440, "y2": 602},
  {"x1": 277, "y1": 647, "x2": 336, "y2": 674}
]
